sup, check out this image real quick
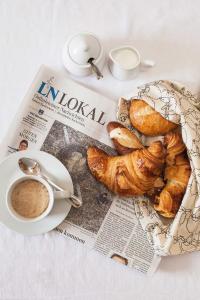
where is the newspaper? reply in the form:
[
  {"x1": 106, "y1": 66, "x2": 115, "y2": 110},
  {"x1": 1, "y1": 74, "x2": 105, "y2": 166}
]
[{"x1": 0, "y1": 65, "x2": 161, "y2": 274}]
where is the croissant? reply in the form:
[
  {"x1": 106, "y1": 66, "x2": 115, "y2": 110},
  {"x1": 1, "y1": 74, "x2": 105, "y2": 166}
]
[
  {"x1": 87, "y1": 141, "x2": 165, "y2": 196},
  {"x1": 107, "y1": 121, "x2": 143, "y2": 155},
  {"x1": 164, "y1": 131, "x2": 186, "y2": 165},
  {"x1": 129, "y1": 99, "x2": 178, "y2": 136},
  {"x1": 154, "y1": 131, "x2": 191, "y2": 218}
]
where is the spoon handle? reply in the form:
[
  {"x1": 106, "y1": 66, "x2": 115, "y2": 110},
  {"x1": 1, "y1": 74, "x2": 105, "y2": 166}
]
[
  {"x1": 88, "y1": 58, "x2": 103, "y2": 80},
  {"x1": 42, "y1": 174, "x2": 64, "y2": 191},
  {"x1": 42, "y1": 174, "x2": 82, "y2": 208},
  {"x1": 69, "y1": 195, "x2": 83, "y2": 208}
]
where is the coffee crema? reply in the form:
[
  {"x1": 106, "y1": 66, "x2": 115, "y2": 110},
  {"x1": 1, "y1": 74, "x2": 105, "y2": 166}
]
[{"x1": 11, "y1": 179, "x2": 49, "y2": 218}]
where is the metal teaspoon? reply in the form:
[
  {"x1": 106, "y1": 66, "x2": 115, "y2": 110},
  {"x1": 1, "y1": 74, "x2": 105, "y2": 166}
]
[
  {"x1": 18, "y1": 157, "x2": 82, "y2": 208},
  {"x1": 88, "y1": 58, "x2": 103, "y2": 80}
]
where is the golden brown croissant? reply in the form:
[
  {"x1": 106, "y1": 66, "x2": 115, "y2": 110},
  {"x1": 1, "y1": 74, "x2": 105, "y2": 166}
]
[
  {"x1": 87, "y1": 141, "x2": 165, "y2": 196},
  {"x1": 129, "y1": 99, "x2": 178, "y2": 136},
  {"x1": 107, "y1": 121, "x2": 143, "y2": 155},
  {"x1": 154, "y1": 131, "x2": 191, "y2": 218},
  {"x1": 164, "y1": 131, "x2": 186, "y2": 165}
]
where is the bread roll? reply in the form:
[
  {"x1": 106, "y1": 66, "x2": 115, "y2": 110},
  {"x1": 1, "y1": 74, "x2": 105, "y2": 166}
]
[
  {"x1": 107, "y1": 121, "x2": 143, "y2": 154},
  {"x1": 129, "y1": 99, "x2": 178, "y2": 136}
]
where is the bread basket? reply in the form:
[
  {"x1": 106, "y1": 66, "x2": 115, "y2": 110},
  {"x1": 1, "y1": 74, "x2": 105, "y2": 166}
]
[{"x1": 117, "y1": 80, "x2": 200, "y2": 256}]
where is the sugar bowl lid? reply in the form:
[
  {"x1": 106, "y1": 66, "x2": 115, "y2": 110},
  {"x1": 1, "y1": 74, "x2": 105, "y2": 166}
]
[
  {"x1": 63, "y1": 32, "x2": 105, "y2": 78},
  {"x1": 68, "y1": 33, "x2": 101, "y2": 65}
]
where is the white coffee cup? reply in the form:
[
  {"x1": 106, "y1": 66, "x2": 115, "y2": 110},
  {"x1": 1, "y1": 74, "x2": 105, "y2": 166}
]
[
  {"x1": 6, "y1": 175, "x2": 68, "y2": 223},
  {"x1": 108, "y1": 45, "x2": 155, "y2": 81}
]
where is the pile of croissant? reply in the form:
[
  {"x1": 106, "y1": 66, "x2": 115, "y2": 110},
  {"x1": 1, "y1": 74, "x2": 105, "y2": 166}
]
[{"x1": 87, "y1": 99, "x2": 191, "y2": 218}]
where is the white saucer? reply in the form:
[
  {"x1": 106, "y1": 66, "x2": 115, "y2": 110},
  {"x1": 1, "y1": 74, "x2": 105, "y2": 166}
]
[{"x1": 0, "y1": 150, "x2": 73, "y2": 235}]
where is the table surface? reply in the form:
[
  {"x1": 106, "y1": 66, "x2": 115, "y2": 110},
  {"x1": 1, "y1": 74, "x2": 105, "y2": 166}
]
[{"x1": 1, "y1": 0, "x2": 200, "y2": 299}]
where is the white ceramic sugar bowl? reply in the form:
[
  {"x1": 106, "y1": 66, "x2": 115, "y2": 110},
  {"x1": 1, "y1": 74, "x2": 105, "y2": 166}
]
[{"x1": 62, "y1": 32, "x2": 105, "y2": 79}]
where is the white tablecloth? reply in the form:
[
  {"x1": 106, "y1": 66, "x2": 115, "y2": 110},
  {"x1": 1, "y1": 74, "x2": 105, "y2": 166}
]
[{"x1": 0, "y1": 0, "x2": 200, "y2": 299}]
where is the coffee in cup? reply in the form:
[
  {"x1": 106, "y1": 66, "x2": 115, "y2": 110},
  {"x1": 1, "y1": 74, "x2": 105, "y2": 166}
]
[
  {"x1": 6, "y1": 175, "x2": 71, "y2": 223},
  {"x1": 11, "y1": 179, "x2": 49, "y2": 219},
  {"x1": 6, "y1": 175, "x2": 56, "y2": 222}
]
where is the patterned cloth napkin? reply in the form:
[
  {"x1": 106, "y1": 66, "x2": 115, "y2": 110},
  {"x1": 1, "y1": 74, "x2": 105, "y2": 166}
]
[{"x1": 117, "y1": 80, "x2": 200, "y2": 256}]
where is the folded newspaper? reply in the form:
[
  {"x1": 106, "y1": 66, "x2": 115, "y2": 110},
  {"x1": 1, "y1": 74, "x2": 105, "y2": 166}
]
[{"x1": 0, "y1": 65, "x2": 161, "y2": 274}]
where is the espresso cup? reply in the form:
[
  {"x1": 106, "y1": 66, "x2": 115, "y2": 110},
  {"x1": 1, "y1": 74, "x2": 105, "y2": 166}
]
[{"x1": 6, "y1": 175, "x2": 68, "y2": 223}]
